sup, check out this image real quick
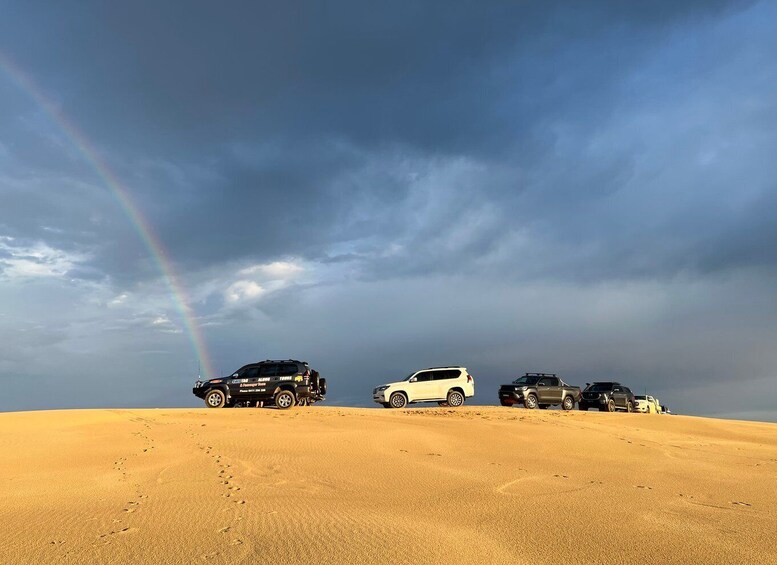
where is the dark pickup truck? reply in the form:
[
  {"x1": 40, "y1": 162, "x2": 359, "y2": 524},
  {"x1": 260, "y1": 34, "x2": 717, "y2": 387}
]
[{"x1": 498, "y1": 373, "x2": 581, "y2": 410}]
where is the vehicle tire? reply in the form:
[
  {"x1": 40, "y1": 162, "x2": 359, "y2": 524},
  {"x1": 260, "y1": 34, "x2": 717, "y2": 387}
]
[
  {"x1": 319, "y1": 378, "x2": 327, "y2": 396},
  {"x1": 204, "y1": 389, "x2": 226, "y2": 409},
  {"x1": 562, "y1": 396, "x2": 575, "y2": 411},
  {"x1": 524, "y1": 394, "x2": 538, "y2": 409},
  {"x1": 275, "y1": 390, "x2": 295, "y2": 410},
  {"x1": 389, "y1": 392, "x2": 407, "y2": 409},
  {"x1": 447, "y1": 390, "x2": 465, "y2": 407},
  {"x1": 438, "y1": 401, "x2": 449, "y2": 407},
  {"x1": 606, "y1": 399, "x2": 615, "y2": 412},
  {"x1": 627, "y1": 401, "x2": 634, "y2": 413}
]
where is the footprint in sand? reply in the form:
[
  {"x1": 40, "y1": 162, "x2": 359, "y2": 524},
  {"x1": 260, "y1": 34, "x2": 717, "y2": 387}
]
[
  {"x1": 732, "y1": 501, "x2": 752, "y2": 507},
  {"x1": 636, "y1": 485, "x2": 653, "y2": 490}
]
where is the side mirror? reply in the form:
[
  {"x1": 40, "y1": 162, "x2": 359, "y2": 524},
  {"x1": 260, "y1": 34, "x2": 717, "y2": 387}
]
[
  {"x1": 409, "y1": 377, "x2": 417, "y2": 383},
  {"x1": 232, "y1": 373, "x2": 239, "y2": 378}
]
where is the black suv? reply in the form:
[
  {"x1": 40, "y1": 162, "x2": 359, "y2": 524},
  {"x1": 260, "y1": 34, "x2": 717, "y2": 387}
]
[
  {"x1": 579, "y1": 382, "x2": 636, "y2": 412},
  {"x1": 192, "y1": 360, "x2": 327, "y2": 409}
]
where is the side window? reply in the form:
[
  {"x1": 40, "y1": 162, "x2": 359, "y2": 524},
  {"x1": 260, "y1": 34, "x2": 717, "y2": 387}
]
[
  {"x1": 244, "y1": 366, "x2": 260, "y2": 379},
  {"x1": 612, "y1": 386, "x2": 622, "y2": 392},
  {"x1": 414, "y1": 372, "x2": 433, "y2": 382},
  {"x1": 277, "y1": 363, "x2": 298, "y2": 377},
  {"x1": 538, "y1": 378, "x2": 552, "y2": 386},
  {"x1": 548, "y1": 377, "x2": 559, "y2": 386},
  {"x1": 432, "y1": 370, "x2": 457, "y2": 380},
  {"x1": 446, "y1": 369, "x2": 462, "y2": 380},
  {"x1": 260, "y1": 364, "x2": 279, "y2": 377}
]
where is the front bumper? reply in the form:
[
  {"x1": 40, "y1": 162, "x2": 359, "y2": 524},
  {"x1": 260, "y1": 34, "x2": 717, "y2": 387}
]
[
  {"x1": 373, "y1": 390, "x2": 390, "y2": 404},
  {"x1": 498, "y1": 389, "x2": 524, "y2": 404},
  {"x1": 192, "y1": 386, "x2": 206, "y2": 399},
  {"x1": 580, "y1": 396, "x2": 606, "y2": 405}
]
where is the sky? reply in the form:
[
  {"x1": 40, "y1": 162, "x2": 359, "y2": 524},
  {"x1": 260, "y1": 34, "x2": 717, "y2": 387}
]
[{"x1": 1, "y1": 1, "x2": 776, "y2": 420}]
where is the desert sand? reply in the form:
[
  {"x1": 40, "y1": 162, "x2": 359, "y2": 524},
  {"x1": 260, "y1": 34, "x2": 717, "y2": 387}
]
[{"x1": 0, "y1": 406, "x2": 775, "y2": 564}]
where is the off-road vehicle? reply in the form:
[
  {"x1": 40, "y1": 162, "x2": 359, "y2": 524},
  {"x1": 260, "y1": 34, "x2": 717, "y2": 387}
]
[
  {"x1": 498, "y1": 373, "x2": 581, "y2": 410},
  {"x1": 372, "y1": 366, "x2": 475, "y2": 408},
  {"x1": 635, "y1": 395, "x2": 662, "y2": 414},
  {"x1": 193, "y1": 359, "x2": 326, "y2": 409},
  {"x1": 578, "y1": 382, "x2": 636, "y2": 412}
]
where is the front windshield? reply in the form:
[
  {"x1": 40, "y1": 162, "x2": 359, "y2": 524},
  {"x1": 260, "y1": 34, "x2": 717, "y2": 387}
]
[
  {"x1": 587, "y1": 383, "x2": 613, "y2": 392},
  {"x1": 635, "y1": 395, "x2": 646, "y2": 400},
  {"x1": 512, "y1": 375, "x2": 540, "y2": 385},
  {"x1": 404, "y1": 373, "x2": 416, "y2": 381}
]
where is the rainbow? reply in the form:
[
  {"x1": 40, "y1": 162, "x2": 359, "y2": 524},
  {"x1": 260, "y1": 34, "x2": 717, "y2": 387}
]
[{"x1": 0, "y1": 51, "x2": 216, "y2": 379}]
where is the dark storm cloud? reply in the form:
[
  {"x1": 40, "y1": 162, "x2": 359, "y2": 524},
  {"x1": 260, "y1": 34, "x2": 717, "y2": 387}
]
[{"x1": 0, "y1": 0, "x2": 765, "y2": 281}]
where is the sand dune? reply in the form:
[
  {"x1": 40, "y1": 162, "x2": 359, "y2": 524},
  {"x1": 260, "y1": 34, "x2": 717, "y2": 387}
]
[{"x1": 1, "y1": 406, "x2": 775, "y2": 564}]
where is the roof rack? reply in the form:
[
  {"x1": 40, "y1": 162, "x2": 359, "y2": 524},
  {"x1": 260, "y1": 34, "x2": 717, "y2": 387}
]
[
  {"x1": 425, "y1": 366, "x2": 464, "y2": 370},
  {"x1": 524, "y1": 372, "x2": 557, "y2": 378}
]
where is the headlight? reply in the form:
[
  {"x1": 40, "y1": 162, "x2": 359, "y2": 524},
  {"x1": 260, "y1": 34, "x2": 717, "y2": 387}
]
[
  {"x1": 376, "y1": 385, "x2": 389, "y2": 392},
  {"x1": 194, "y1": 381, "x2": 202, "y2": 388}
]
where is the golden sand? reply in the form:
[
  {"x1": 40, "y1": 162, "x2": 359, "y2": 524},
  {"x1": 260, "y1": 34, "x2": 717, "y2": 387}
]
[{"x1": 1, "y1": 407, "x2": 775, "y2": 564}]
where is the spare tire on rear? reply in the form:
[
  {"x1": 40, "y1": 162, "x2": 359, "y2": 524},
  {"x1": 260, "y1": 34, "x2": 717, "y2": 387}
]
[{"x1": 319, "y1": 378, "x2": 327, "y2": 396}]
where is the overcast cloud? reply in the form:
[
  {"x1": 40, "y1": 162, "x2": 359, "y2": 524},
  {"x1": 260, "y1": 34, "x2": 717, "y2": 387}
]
[{"x1": 1, "y1": 0, "x2": 776, "y2": 420}]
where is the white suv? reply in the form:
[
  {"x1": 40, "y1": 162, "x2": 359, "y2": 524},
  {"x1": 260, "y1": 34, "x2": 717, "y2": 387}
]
[{"x1": 372, "y1": 367, "x2": 475, "y2": 409}]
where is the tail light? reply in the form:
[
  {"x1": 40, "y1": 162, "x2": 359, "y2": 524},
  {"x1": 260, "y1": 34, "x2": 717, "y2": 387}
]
[{"x1": 467, "y1": 374, "x2": 473, "y2": 383}]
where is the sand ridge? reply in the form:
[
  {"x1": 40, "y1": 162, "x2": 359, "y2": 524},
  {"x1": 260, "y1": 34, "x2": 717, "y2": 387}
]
[{"x1": 0, "y1": 406, "x2": 775, "y2": 564}]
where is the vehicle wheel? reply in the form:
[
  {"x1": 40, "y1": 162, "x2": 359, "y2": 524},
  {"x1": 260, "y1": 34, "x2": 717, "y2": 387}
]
[
  {"x1": 447, "y1": 390, "x2": 465, "y2": 407},
  {"x1": 524, "y1": 394, "x2": 538, "y2": 409},
  {"x1": 562, "y1": 396, "x2": 575, "y2": 411},
  {"x1": 438, "y1": 401, "x2": 449, "y2": 407},
  {"x1": 389, "y1": 392, "x2": 407, "y2": 409},
  {"x1": 606, "y1": 399, "x2": 615, "y2": 412},
  {"x1": 627, "y1": 401, "x2": 634, "y2": 413},
  {"x1": 275, "y1": 390, "x2": 295, "y2": 410},
  {"x1": 319, "y1": 378, "x2": 327, "y2": 396},
  {"x1": 298, "y1": 397, "x2": 309, "y2": 407},
  {"x1": 204, "y1": 389, "x2": 226, "y2": 409}
]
